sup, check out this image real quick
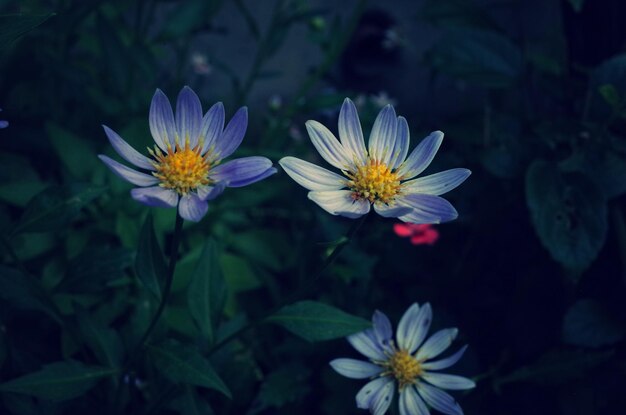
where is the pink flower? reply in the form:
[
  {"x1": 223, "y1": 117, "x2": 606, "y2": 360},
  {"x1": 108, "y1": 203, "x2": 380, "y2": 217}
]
[{"x1": 393, "y1": 223, "x2": 439, "y2": 245}]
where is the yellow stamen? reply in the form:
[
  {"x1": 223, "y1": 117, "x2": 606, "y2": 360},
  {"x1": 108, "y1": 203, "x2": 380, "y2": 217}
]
[
  {"x1": 384, "y1": 349, "x2": 423, "y2": 389},
  {"x1": 152, "y1": 141, "x2": 211, "y2": 195},
  {"x1": 346, "y1": 159, "x2": 401, "y2": 203}
]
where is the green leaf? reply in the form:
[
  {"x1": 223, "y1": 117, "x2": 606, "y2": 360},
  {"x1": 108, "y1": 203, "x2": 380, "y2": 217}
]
[
  {"x1": 0, "y1": 13, "x2": 54, "y2": 52},
  {"x1": 148, "y1": 339, "x2": 231, "y2": 398},
  {"x1": 56, "y1": 247, "x2": 133, "y2": 293},
  {"x1": 424, "y1": 28, "x2": 522, "y2": 88},
  {"x1": 598, "y1": 84, "x2": 621, "y2": 108},
  {"x1": 0, "y1": 180, "x2": 48, "y2": 207},
  {"x1": 590, "y1": 54, "x2": 626, "y2": 120},
  {"x1": 13, "y1": 184, "x2": 106, "y2": 234},
  {"x1": 253, "y1": 364, "x2": 311, "y2": 413},
  {"x1": 0, "y1": 360, "x2": 117, "y2": 401},
  {"x1": 0, "y1": 265, "x2": 61, "y2": 324},
  {"x1": 267, "y1": 301, "x2": 371, "y2": 342},
  {"x1": 562, "y1": 299, "x2": 625, "y2": 348},
  {"x1": 157, "y1": 0, "x2": 223, "y2": 41},
  {"x1": 46, "y1": 123, "x2": 97, "y2": 180},
  {"x1": 526, "y1": 160, "x2": 607, "y2": 275},
  {"x1": 170, "y1": 386, "x2": 214, "y2": 415},
  {"x1": 136, "y1": 214, "x2": 166, "y2": 301},
  {"x1": 187, "y1": 239, "x2": 226, "y2": 345},
  {"x1": 76, "y1": 307, "x2": 124, "y2": 368}
]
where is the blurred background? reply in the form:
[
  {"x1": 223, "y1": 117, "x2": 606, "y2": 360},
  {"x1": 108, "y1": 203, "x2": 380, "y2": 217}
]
[{"x1": 1, "y1": 0, "x2": 626, "y2": 414}]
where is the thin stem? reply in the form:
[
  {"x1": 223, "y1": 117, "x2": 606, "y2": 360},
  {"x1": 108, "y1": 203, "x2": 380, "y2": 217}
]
[{"x1": 208, "y1": 213, "x2": 369, "y2": 356}]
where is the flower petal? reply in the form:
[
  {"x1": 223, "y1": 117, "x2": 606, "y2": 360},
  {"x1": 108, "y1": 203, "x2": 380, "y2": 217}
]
[
  {"x1": 401, "y1": 303, "x2": 432, "y2": 354},
  {"x1": 329, "y1": 358, "x2": 383, "y2": 379},
  {"x1": 130, "y1": 186, "x2": 178, "y2": 208},
  {"x1": 403, "y1": 169, "x2": 471, "y2": 196},
  {"x1": 421, "y1": 373, "x2": 475, "y2": 390},
  {"x1": 398, "y1": 194, "x2": 458, "y2": 224},
  {"x1": 416, "y1": 382, "x2": 464, "y2": 415},
  {"x1": 338, "y1": 98, "x2": 367, "y2": 165},
  {"x1": 416, "y1": 328, "x2": 459, "y2": 361},
  {"x1": 389, "y1": 116, "x2": 410, "y2": 170},
  {"x1": 396, "y1": 131, "x2": 444, "y2": 180},
  {"x1": 102, "y1": 125, "x2": 155, "y2": 170},
  {"x1": 396, "y1": 303, "x2": 419, "y2": 351},
  {"x1": 372, "y1": 310, "x2": 393, "y2": 348},
  {"x1": 0, "y1": 120, "x2": 8, "y2": 129},
  {"x1": 210, "y1": 156, "x2": 275, "y2": 188},
  {"x1": 305, "y1": 120, "x2": 352, "y2": 170},
  {"x1": 374, "y1": 201, "x2": 413, "y2": 218},
  {"x1": 307, "y1": 190, "x2": 370, "y2": 219},
  {"x1": 149, "y1": 89, "x2": 176, "y2": 150},
  {"x1": 356, "y1": 377, "x2": 391, "y2": 410},
  {"x1": 370, "y1": 377, "x2": 395, "y2": 415},
  {"x1": 200, "y1": 102, "x2": 225, "y2": 155},
  {"x1": 400, "y1": 386, "x2": 430, "y2": 415},
  {"x1": 421, "y1": 346, "x2": 468, "y2": 371},
  {"x1": 212, "y1": 107, "x2": 247, "y2": 161},
  {"x1": 175, "y1": 86, "x2": 203, "y2": 148},
  {"x1": 197, "y1": 182, "x2": 226, "y2": 201},
  {"x1": 98, "y1": 155, "x2": 159, "y2": 186},
  {"x1": 347, "y1": 329, "x2": 386, "y2": 361},
  {"x1": 368, "y1": 105, "x2": 398, "y2": 165},
  {"x1": 178, "y1": 193, "x2": 208, "y2": 222},
  {"x1": 279, "y1": 157, "x2": 347, "y2": 191}
]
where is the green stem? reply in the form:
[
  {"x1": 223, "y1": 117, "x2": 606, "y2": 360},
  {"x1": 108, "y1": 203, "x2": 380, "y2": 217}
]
[{"x1": 207, "y1": 213, "x2": 368, "y2": 356}]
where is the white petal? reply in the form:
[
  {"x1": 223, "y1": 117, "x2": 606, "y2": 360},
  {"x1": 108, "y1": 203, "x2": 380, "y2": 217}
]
[
  {"x1": 403, "y1": 169, "x2": 471, "y2": 196},
  {"x1": 417, "y1": 382, "x2": 464, "y2": 415},
  {"x1": 348, "y1": 329, "x2": 387, "y2": 361},
  {"x1": 307, "y1": 190, "x2": 370, "y2": 219},
  {"x1": 400, "y1": 386, "x2": 430, "y2": 415},
  {"x1": 396, "y1": 131, "x2": 444, "y2": 180},
  {"x1": 338, "y1": 98, "x2": 367, "y2": 165},
  {"x1": 130, "y1": 186, "x2": 178, "y2": 208},
  {"x1": 279, "y1": 157, "x2": 347, "y2": 191},
  {"x1": 397, "y1": 194, "x2": 458, "y2": 224},
  {"x1": 374, "y1": 201, "x2": 413, "y2": 218},
  {"x1": 368, "y1": 105, "x2": 398, "y2": 165},
  {"x1": 372, "y1": 310, "x2": 393, "y2": 348},
  {"x1": 370, "y1": 378, "x2": 395, "y2": 415},
  {"x1": 421, "y1": 346, "x2": 468, "y2": 371},
  {"x1": 396, "y1": 303, "x2": 419, "y2": 351},
  {"x1": 356, "y1": 377, "x2": 391, "y2": 409},
  {"x1": 416, "y1": 328, "x2": 458, "y2": 361},
  {"x1": 197, "y1": 183, "x2": 225, "y2": 201},
  {"x1": 305, "y1": 120, "x2": 353, "y2": 170},
  {"x1": 405, "y1": 303, "x2": 433, "y2": 354},
  {"x1": 421, "y1": 373, "x2": 475, "y2": 390},
  {"x1": 178, "y1": 193, "x2": 208, "y2": 222},
  {"x1": 329, "y1": 358, "x2": 383, "y2": 379},
  {"x1": 389, "y1": 116, "x2": 410, "y2": 170}
]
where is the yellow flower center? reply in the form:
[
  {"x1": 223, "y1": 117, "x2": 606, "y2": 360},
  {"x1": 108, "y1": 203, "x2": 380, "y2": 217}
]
[
  {"x1": 346, "y1": 159, "x2": 401, "y2": 203},
  {"x1": 385, "y1": 349, "x2": 422, "y2": 389},
  {"x1": 151, "y1": 142, "x2": 211, "y2": 195}
]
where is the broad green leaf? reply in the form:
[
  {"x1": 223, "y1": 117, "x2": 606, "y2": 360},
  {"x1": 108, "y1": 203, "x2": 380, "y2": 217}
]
[
  {"x1": 424, "y1": 28, "x2": 522, "y2": 88},
  {"x1": 0, "y1": 360, "x2": 117, "y2": 401},
  {"x1": 76, "y1": 307, "x2": 124, "y2": 368},
  {"x1": 56, "y1": 247, "x2": 133, "y2": 293},
  {"x1": 526, "y1": 160, "x2": 607, "y2": 275},
  {"x1": 562, "y1": 299, "x2": 625, "y2": 348},
  {"x1": 187, "y1": 239, "x2": 226, "y2": 344},
  {"x1": 148, "y1": 340, "x2": 231, "y2": 398},
  {"x1": 136, "y1": 214, "x2": 166, "y2": 301},
  {"x1": 13, "y1": 184, "x2": 106, "y2": 234},
  {"x1": 0, "y1": 265, "x2": 61, "y2": 324},
  {"x1": 267, "y1": 301, "x2": 371, "y2": 342},
  {"x1": 170, "y1": 386, "x2": 214, "y2": 415},
  {"x1": 0, "y1": 13, "x2": 54, "y2": 52},
  {"x1": 0, "y1": 180, "x2": 48, "y2": 207},
  {"x1": 47, "y1": 123, "x2": 97, "y2": 180}
]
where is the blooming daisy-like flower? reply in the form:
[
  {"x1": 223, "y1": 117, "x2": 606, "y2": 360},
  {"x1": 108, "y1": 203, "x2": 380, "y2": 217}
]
[
  {"x1": 279, "y1": 98, "x2": 470, "y2": 223},
  {"x1": 330, "y1": 303, "x2": 475, "y2": 415},
  {"x1": 98, "y1": 86, "x2": 276, "y2": 222}
]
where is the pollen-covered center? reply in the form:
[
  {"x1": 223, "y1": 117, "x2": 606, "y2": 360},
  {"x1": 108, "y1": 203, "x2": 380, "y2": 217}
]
[
  {"x1": 385, "y1": 349, "x2": 422, "y2": 389},
  {"x1": 346, "y1": 159, "x2": 401, "y2": 203},
  {"x1": 151, "y1": 143, "x2": 211, "y2": 195}
]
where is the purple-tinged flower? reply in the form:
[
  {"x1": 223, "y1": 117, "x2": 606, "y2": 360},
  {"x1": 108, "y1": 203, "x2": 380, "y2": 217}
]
[
  {"x1": 279, "y1": 98, "x2": 470, "y2": 224},
  {"x1": 99, "y1": 86, "x2": 276, "y2": 222},
  {"x1": 0, "y1": 108, "x2": 8, "y2": 129},
  {"x1": 330, "y1": 304, "x2": 475, "y2": 415}
]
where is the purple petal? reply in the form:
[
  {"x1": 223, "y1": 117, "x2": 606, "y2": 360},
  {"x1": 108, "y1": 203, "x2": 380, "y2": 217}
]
[
  {"x1": 200, "y1": 102, "x2": 225, "y2": 155},
  {"x1": 98, "y1": 155, "x2": 159, "y2": 186},
  {"x1": 197, "y1": 182, "x2": 225, "y2": 201},
  {"x1": 305, "y1": 120, "x2": 353, "y2": 170},
  {"x1": 396, "y1": 131, "x2": 444, "y2": 180},
  {"x1": 368, "y1": 105, "x2": 398, "y2": 165},
  {"x1": 0, "y1": 120, "x2": 8, "y2": 129},
  {"x1": 347, "y1": 329, "x2": 386, "y2": 361},
  {"x1": 372, "y1": 310, "x2": 393, "y2": 348},
  {"x1": 329, "y1": 358, "x2": 383, "y2": 379},
  {"x1": 307, "y1": 190, "x2": 370, "y2": 219},
  {"x1": 398, "y1": 194, "x2": 458, "y2": 224},
  {"x1": 338, "y1": 98, "x2": 367, "y2": 165},
  {"x1": 400, "y1": 386, "x2": 430, "y2": 415},
  {"x1": 416, "y1": 382, "x2": 464, "y2": 415},
  {"x1": 149, "y1": 89, "x2": 176, "y2": 150},
  {"x1": 403, "y1": 169, "x2": 471, "y2": 196},
  {"x1": 102, "y1": 125, "x2": 155, "y2": 170},
  {"x1": 209, "y1": 156, "x2": 275, "y2": 188},
  {"x1": 373, "y1": 201, "x2": 413, "y2": 218},
  {"x1": 421, "y1": 346, "x2": 468, "y2": 371},
  {"x1": 212, "y1": 107, "x2": 247, "y2": 161},
  {"x1": 130, "y1": 186, "x2": 178, "y2": 208},
  {"x1": 416, "y1": 328, "x2": 459, "y2": 361},
  {"x1": 421, "y1": 373, "x2": 475, "y2": 390},
  {"x1": 370, "y1": 378, "x2": 395, "y2": 415},
  {"x1": 279, "y1": 156, "x2": 347, "y2": 191},
  {"x1": 178, "y1": 193, "x2": 208, "y2": 222},
  {"x1": 175, "y1": 86, "x2": 203, "y2": 148},
  {"x1": 356, "y1": 377, "x2": 391, "y2": 409}
]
